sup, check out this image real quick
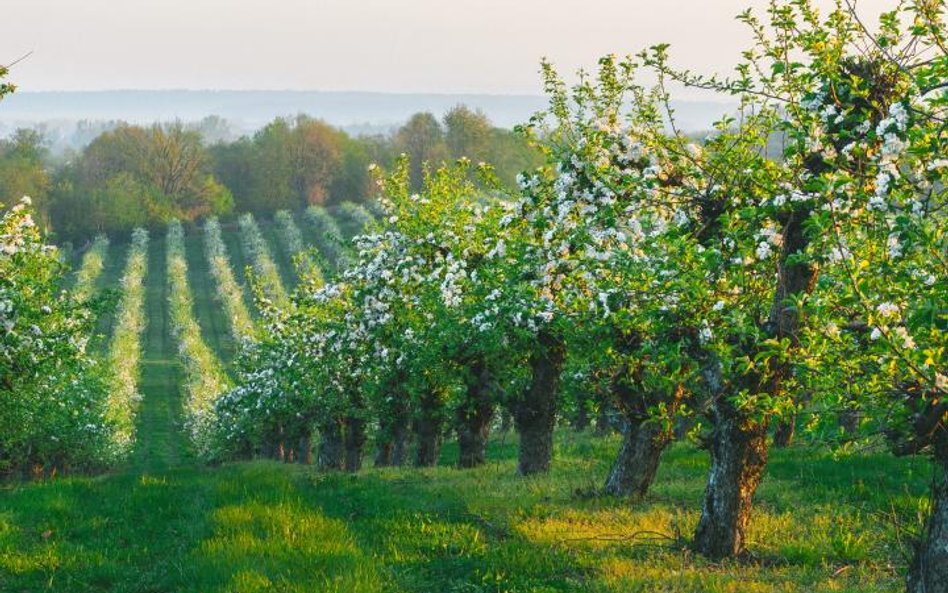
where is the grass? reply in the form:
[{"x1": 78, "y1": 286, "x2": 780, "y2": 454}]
[
  {"x1": 216, "y1": 219, "x2": 256, "y2": 317},
  {"x1": 0, "y1": 434, "x2": 931, "y2": 593},
  {"x1": 90, "y1": 241, "x2": 130, "y2": 353},
  {"x1": 258, "y1": 219, "x2": 299, "y2": 292},
  {"x1": 3, "y1": 215, "x2": 930, "y2": 592},
  {"x1": 184, "y1": 226, "x2": 238, "y2": 363},
  {"x1": 130, "y1": 232, "x2": 189, "y2": 473}
]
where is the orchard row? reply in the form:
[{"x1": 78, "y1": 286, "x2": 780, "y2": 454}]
[
  {"x1": 208, "y1": 4, "x2": 946, "y2": 591},
  {"x1": 0, "y1": 204, "x2": 372, "y2": 475}
]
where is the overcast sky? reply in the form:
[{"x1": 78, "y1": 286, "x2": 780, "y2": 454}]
[{"x1": 2, "y1": 0, "x2": 893, "y2": 95}]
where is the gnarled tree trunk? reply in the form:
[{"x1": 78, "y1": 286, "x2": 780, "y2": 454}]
[
  {"x1": 772, "y1": 419, "x2": 795, "y2": 448},
  {"x1": 572, "y1": 401, "x2": 590, "y2": 432},
  {"x1": 595, "y1": 395, "x2": 616, "y2": 436},
  {"x1": 317, "y1": 419, "x2": 345, "y2": 471},
  {"x1": 513, "y1": 330, "x2": 566, "y2": 475},
  {"x1": 343, "y1": 415, "x2": 366, "y2": 473},
  {"x1": 604, "y1": 416, "x2": 672, "y2": 498},
  {"x1": 414, "y1": 390, "x2": 444, "y2": 467},
  {"x1": 456, "y1": 356, "x2": 495, "y2": 469},
  {"x1": 297, "y1": 432, "x2": 314, "y2": 465},
  {"x1": 908, "y1": 431, "x2": 948, "y2": 593},
  {"x1": 693, "y1": 399, "x2": 769, "y2": 559},
  {"x1": 375, "y1": 395, "x2": 410, "y2": 467},
  {"x1": 392, "y1": 424, "x2": 411, "y2": 466},
  {"x1": 694, "y1": 209, "x2": 815, "y2": 559},
  {"x1": 604, "y1": 384, "x2": 683, "y2": 499}
]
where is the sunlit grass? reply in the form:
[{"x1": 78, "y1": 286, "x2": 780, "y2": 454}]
[{"x1": 0, "y1": 435, "x2": 929, "y2": 592}]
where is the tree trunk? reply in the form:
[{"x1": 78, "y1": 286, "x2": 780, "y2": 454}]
[
  {"x1": 908, "y1": 434, "x2": 948, "y2": 593},
  {"x1": 604, "y1": 375, "x2": 683, "y2": 498},
  {"x1": 343, "y1": 415, "x2": 366, "y2": 473},
  {"x1": 375, "y1": 402, "x2": 410, "y2": 467},
  {"x1": 840, "y1": 412, "x2": 860, "y2": 436},
  {"x1": 414, "y1": 399, "x2": 444, "y2": 468},
  {"x1": 573, "y1": 401, "x2": 590, "y2": 432},
  {"x1": 374, "y1": 442, "x2": 393, "y2": 467},
  {"x1": 513, "y1": 330, "x2": 566, "y2": 475},
  {"x1": 374, "y1": 377, "x2": 411, "y2": 468},
  {"x1": 297, "y1": 432, "x2": 313, "y2": 465},
  {"x1": 604, "y1": 416, "x2": 672, "y2": 498},
  {"x1": 595, "y1": 396, "x2": 616, "y2": 436},
  {"x1": 693, "y1": 399, "x2": 770, "y2": 559},
  {"x1": 456, "y1": 356, "x2": 495, "y2": 469},
  {"x1": 392, "y1": 423, "x2": 411, "y2": 466},
  {"x1": 773, "y1": 419, "x2": 795, "y2": 448},
  {"x1": 317, "y1": 419, "x2": 344, "y2": 471},
  {"x1": 763, "y1": 210, "x2": 815, "y2": 450},
  {"x1": 693, "y1": 209, "x2": 815, "y2": 559},
  {"x1": 414, "y1": 427, "x2": 442, "y2": 467},
  {"x1": 500, "y1": 410, "x2": 513, "y2": 433}
]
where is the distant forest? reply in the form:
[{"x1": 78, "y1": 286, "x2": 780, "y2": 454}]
[{"x1": 0, "y1": 105, "x2": 542, "y2": 241}]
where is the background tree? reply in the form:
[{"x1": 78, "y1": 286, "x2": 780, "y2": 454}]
[
  {"x1": 444, "y1": 105, "x2": 491, "y2": 162},
  {"x1": 396, "y1": 112, "x2": 448, "y2": 191},
  {"x1": 50, "y1": 123, "x2": 233, "y2": 239},
  {"x1": 0, "y1": 129, "x2": 51, "y2": 221}
]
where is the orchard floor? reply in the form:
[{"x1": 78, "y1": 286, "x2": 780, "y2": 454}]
[{"x1": 0, "y1": 433, "x2": 934, "y2": 593}]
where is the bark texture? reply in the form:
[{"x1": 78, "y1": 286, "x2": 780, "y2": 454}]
[
  {"x1": 603, "y1": 416, "x2": 672, "y2": 498},
  {"x1": 572, "y1": 402, "x2": 590, "y2": 432},
  {"x1": 414, "y1": 390, "x2": 445, "y2": 467},
  {"x1": 317, "y1": 419, "x2": 345, "y2": 471},
  {"x1": 297, "y1": 433, "x2": 313, "y2": 465},
  {"x1": 772, "y1": 419, "x2": 795, "y2": 448},
  {"x1": 595, "y1": 396, "x2": 617, "y2": 436},
  {"x1": 908, "y1": 433, "x2": 948, "y2": 593},
  {"x1": 343, "y1": 415, "x2": 366, "y2": 473},
  {"x1": 693, "y1": 400, "x2": 770, "y2": 559},
  {"x1": 513, "y1": 330, "x2": 566, "y2": 475},
  {"x1": 374, "y1": 398, "x2": 411, "y2": 467},
  {"x1": 456, "y1": 356, "x2": 495, "y2": 469}
]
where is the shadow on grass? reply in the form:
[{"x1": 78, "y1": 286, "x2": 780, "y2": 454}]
[
  {"x1": 0, "y1": 434, "x2": 930, "y2": 593},
  {"x1": 302, "y1": 468, "x2": 592, "y2": 593},
  {"x1": 0, "y1": 464, "x2": 387, "y2": 593}
]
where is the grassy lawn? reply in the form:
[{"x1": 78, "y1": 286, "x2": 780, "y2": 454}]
[{"x1": 0, "y1": 434, "x2": 931, "y2": 593}]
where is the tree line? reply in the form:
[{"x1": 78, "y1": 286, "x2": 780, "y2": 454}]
[{"x1": 0, "y1": 106, "x2": 540, "y2": 242}]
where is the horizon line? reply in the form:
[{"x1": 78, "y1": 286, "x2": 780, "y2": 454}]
[{"x1": 8, "y1": 88, "x2": 736, "y2": 103}]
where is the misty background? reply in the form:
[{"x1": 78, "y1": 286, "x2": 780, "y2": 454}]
[{"x1": 1, "y1": 0, "x2": 891, "y2": 151}]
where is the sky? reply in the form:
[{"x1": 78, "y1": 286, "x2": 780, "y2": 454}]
[{"x1": 2, "y1": 0, "x2": 894, "y2": 95}]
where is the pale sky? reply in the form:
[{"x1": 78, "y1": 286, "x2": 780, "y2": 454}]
[{"x1": 2, "y1": 0, "x2": 894, "y2": 95}]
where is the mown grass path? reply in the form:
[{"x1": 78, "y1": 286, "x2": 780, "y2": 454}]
[
  {"x1": 260, "y1": 220, "x2": 299, "y2": 291},
  {"x1": 218, "y1": 220, "x2": 256, "y2": 316},
  {"x1": 185, "y1": 227, "x2": 236, "y2": 364},
  {"x1": 129, "y1": 235, "x2": 187, "y2": 473}
]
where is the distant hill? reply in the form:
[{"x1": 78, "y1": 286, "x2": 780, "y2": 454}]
[{"x1": 0, "y1": 90, "x2": 736, "y2": 154}]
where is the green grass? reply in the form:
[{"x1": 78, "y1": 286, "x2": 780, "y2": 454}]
[
  {"x1": 184, "y1": 226, "x2": 239, "y2": 364},
  {"x1": 10, "y1": 216, "x2": 929, "y2": 592},
  {"x1": 0, "y1": 434, "x2": 931, "y2": 593},
  {"x1": 217, "y1": 219, "x2": 256, "y2": 317},
  {"x1": 258, "y1": 219, "x2": 299, "y2": 292},
  {"x1": 129, "y1": 232, "x2": 190, "y2": 473},
  {"x1": 90, "y1": 241, "x2": 130, "y2": 353}
]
